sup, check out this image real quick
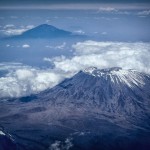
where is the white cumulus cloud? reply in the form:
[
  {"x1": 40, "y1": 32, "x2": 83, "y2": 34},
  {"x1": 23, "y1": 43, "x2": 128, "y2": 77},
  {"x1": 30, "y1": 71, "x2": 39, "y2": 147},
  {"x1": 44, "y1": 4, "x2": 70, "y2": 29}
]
[
  {"x1": 2, "y1": 25, "x2": 35, "y2": 36},
  {"x1": 52, "y1": 41, "x2": 150, "y2": 74},
  {"x1": 3, "y1": 29, "x2": 26, "y2": 36},
  {"x1": 22, "y1": 44, "x2": 30, "y2": 48},
  {"x1": 0, "y1": 63, "x2": 65, "y2": 98},
  {"x1": 49, "y1": 137, "x2": 73, "y2": 150}
]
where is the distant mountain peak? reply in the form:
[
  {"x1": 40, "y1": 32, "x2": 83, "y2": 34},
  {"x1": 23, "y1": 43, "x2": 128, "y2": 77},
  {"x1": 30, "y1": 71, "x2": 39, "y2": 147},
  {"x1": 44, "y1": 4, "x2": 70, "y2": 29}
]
[
  {"x1": 20, "y1": 24, "x2": 72, "y2": 38},
  {"x1": 37, "y1": 24, "x2": 53, "y2": 27},
  {"x1": 30, "y1": 24, "x2": 61, "y2": 31}
]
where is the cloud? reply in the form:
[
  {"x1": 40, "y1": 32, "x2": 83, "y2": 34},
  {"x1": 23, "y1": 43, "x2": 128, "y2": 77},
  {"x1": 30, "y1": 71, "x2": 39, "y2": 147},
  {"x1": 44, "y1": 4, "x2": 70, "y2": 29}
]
[
  {"x1": 3, "y1": 24, "x2": 15, "y2": 29},
  {"x1": 6, "y1": 44, "x2": 10, "y2": 47},
  {"x1": 49, "y1": 137, "x2": 73, "y2": 150},
  {"x1": 97, "y1": 7, "x2": 117, "y2": 12},
  {"x1": 22, "y1": 44, "x2": 30, "y2": 48},
  {"x1": 0, "y1": 63, "x2": 65, "y2": 98},
  {"x1": 73, "y1": 30, "x2": 85, "y2": 35},
  {"x1": 15, "y1": 69, "x2": 34, "y2": 80},
  {"x1": 137, "y1": 10, "x2": 150, "y2": 16},
  {"x1": 96, "y1": 8, "x2": 133, "y2": 15},
  {"x1": 50, "y1": 141, "x2": 61, "y2": 150},
  {"x1": 26, "y1": 25, "x2": 35, "y2": 29},
  {"x1": 101, "y1": 32, "x2": 107, "y2": 35},
  {"x1": 10, "y1": 16, "x2": 18, "y2": 19},
  {"x1": 116, "y1": 11, "x2": 131, "y2": 15},
  {"x1": 3, "y1": 29, "x2": 27, "y2": 35},
  {"x1": 45, "y1": 42, "x2": 66, "y2": 49},
  {"x1": 43, "y1": 57, "x2": 52, "y2": 62},
  {"x1": 2, "y1": 25, "x2": 35, "y2": 36},
  {"x1": 55, "y1": 42, "x2": 66, "y2": 49},
  {"x1": 46, "y1": 19, "x2": 51, "y2": 23},
  {"x1": 52, "y1": 41, "x2": 150, "y2": 74}
]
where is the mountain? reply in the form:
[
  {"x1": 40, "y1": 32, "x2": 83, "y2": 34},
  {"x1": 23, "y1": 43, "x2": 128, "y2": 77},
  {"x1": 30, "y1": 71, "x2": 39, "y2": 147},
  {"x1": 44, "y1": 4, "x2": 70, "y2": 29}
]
[
  {"x1": 9, "y1": 24, "x2": 84, "y2": 39},
  {"x1": 37, "y1": 67, "x2": 150, "y2": 118}
]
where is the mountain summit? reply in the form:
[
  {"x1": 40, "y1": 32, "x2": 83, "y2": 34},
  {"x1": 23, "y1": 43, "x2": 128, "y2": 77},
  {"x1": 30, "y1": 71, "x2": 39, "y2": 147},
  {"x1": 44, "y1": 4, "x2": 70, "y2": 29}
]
[
  {"x1": 11, "y1": 24, "x2": 79, "y2": 39},
  {"x1": 83, "y1": 67, "x2": 146, "y2": 88}
]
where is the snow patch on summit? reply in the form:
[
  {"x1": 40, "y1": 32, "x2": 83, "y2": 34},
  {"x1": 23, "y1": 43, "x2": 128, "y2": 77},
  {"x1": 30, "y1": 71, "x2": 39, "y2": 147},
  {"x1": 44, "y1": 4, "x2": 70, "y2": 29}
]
[
  {"x1": 84, "y1": 67, "x2": 97, "y2": 74},
  {"x1": 83, "y1": 67, "x2": 146, "y2": 88}
]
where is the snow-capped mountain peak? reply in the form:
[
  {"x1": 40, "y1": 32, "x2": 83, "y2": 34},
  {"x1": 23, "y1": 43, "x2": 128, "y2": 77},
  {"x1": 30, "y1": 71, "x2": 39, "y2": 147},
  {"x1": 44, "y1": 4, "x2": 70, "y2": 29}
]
[{"x1": 83, "y1": 67, "x2": 147, "y2": 88}]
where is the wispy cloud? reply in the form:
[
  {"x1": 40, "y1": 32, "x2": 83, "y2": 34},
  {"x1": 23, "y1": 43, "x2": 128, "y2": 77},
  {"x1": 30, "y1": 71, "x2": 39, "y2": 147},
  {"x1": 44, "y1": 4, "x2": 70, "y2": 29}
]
[
  {"x1": 45, "y1": 42, "x2": 66, "y2": 50},
  {"x1": 1, "y1": 25, "x2": 35, "y2": 36},
  {"x1": 101, "y1": 32, "x2": 107, "y2": 35},
  {"x1": 97, "y1": 7, "x2": 118, "y2": 13},
  {"x1": 73, "y1": 30, "x2": 85, "y2": 35},
  {"x1": 10, "y1": 16, "x2": 18, "y2": 19},
  {"x1": 3, "y1": 24, "x2": 15, "y2": 29},
  {"x1": 137, "y1": 10, "x2": 150, "y2": 16}
]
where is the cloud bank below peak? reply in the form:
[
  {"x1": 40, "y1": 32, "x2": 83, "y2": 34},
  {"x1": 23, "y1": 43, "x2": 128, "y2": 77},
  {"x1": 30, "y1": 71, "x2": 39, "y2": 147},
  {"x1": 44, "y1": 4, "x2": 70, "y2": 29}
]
[
  {"x1": 0, "y1": 41, "x2": 150, "y2": 99},
  {"x1": 0, "y1": 63, "x2": 66, "y2": 98}
]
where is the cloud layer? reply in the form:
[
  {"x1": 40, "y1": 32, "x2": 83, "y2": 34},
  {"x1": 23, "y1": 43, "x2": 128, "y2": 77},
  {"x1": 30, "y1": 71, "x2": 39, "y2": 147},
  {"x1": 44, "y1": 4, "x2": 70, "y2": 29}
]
[
  {"x1": 51, "y1": 41, "x2": 150, "y2": 73},
  {"x1": 0, "y1": 63, "x2": 65, "y2": 98},
  {"x1": 0, "y1": 41, "x2": 150, "y2": 98}
]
